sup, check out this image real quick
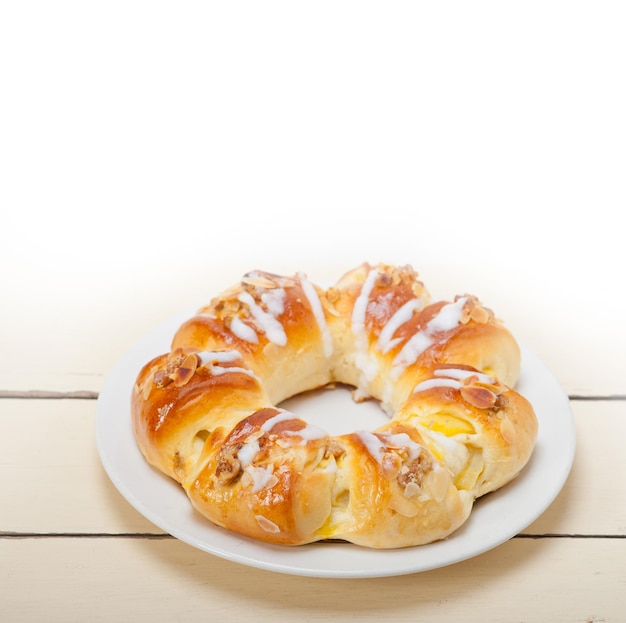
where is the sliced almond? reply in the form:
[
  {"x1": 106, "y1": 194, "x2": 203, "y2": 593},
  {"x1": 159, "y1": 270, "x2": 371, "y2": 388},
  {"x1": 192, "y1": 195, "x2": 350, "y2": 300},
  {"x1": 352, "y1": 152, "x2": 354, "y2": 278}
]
[
  {"x1": 171, "y1": 367, "x2": 193, "y2": 387},
  {"x1": 473, "y1": 379, "x2": 505, "y2": 396},
  {"x1": 429, "y1": 466, "x2": 450, "y2": 503},
  {"x1": 460, "y1": 385, "x2": 498, "y2": 409},
  {"x1": 500, "y1": 417, "x2": 516, "y2": 444},
  {"x1": 389, "y1": 492, "x2": 420, "y2": 517},
  {"x1": 264, "y1": 474, "x2": 280, "y2": 490},
  {"x1": 170, "y1": 354, "x2": 199, "y2": 387},
  {"x1": 255, "y1": 514, "x2": 281, "y2": 534},
  {"x1": 240, "y1": 470, "x2": 253, "y2": 489},
  {"x1": 141, "y1": 378, "x2": 153, "y2": 400},
  {"x1": 470, "y1": 305, "x2": 490, "y2": 324},
  {"x1": 241, "y1": 274, "x2": 277, "y2": 289},
  {"x1": 184, "y1": 353, "x2": 199, "y2": 372},
  {"x1": 404, "y1": 481, "x2": 421, "y2": 498}
]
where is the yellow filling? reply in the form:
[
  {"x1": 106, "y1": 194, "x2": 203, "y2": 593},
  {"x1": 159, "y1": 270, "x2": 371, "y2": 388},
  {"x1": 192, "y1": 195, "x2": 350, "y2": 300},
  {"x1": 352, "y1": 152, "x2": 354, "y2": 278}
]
[
  {"x1": 421, "y1": 414, "x2": 475, "y2": 436},
  {"x1": 455, "y1": 447, "x2": 484, "y2": 491}
]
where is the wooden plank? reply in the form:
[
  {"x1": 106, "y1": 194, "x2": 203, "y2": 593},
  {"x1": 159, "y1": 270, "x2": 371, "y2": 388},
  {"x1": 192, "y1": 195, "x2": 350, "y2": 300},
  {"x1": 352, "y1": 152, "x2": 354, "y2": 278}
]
[
  {"x1": 0, "y1": 399, "x2": 159, "y2": 535},
  {"x1": 0, "y1": 537, "x2": 623, "y2": 622},
  {"x1": 525, "y1": 400, "x2": 626, "y2": 536},
  {"x1": 1, "y1": 399, "x2": 624, "y2": 539},
  {"x1": 1, "y1": 263, "x2": 624, "y2": 397}
]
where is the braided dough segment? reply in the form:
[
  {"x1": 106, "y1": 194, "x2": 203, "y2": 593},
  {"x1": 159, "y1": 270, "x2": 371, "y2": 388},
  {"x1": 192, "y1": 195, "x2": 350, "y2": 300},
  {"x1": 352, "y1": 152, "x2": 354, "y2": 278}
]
[
  {"x1": 131, "y1": 263, "x2": 537, "y2": 548},
  {"x1": 397, "y1": 363, "x2": 537, "y2": 498},
  {"x1": 171, "y1": 270, "x2": 334, "y2": 404},
  {"x1": 188, "y1": 409, "x2": 472, "y2": 547},
  {"x1": 132, "y1": 349, "x2": 270, "y2": 482}
]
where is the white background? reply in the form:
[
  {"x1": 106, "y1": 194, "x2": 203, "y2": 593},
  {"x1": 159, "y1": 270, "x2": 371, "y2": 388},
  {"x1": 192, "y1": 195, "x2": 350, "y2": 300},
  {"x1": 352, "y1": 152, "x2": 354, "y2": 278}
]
[{"x1": 1, "y1": 1, "x2": 624, "y2": 394}]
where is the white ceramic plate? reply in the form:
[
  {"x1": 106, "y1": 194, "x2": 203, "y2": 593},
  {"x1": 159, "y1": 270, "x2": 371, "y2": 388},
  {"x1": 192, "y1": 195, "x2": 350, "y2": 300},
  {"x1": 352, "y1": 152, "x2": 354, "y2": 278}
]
[{"x1": 96, "y1": 311, "x2": 575, "y2": 579}]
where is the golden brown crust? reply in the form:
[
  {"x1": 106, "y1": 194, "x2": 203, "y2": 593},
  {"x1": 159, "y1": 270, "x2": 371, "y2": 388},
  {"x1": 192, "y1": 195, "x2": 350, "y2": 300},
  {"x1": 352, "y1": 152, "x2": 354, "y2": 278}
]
[{"x1": 130, "y1": 263, "x2": 538, "y2": 548}]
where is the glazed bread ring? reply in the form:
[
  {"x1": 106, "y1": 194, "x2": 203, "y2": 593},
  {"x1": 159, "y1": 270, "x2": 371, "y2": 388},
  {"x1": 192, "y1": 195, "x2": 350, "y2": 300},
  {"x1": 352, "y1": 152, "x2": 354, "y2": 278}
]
[{"x1": 132, "y1": 263, "x2": 538, "y2": 548}]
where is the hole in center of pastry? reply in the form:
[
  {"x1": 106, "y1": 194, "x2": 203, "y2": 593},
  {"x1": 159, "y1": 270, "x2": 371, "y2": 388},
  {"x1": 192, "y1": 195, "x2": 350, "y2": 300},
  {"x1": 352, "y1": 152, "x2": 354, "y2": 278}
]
[{"x1": 279, "y1": 384, "x2": 388, "y2": 437}]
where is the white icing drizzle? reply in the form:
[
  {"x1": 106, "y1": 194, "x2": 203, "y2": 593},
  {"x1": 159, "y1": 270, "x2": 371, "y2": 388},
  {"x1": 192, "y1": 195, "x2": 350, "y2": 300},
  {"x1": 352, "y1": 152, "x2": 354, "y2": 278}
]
[
  {"x1": 244, "y1": 464, "x2": 278, "y2": 493},
  {"x1": 356, "y1": 431, "x2": 386, "y2": 464},
  {"x1": 261, "y1": 409, "x2": 297, "y2": 432},
  {"x1": 357, "y1": 431, "x2": 423, "y2": 464},
  {"x1": 298, "y1": 273, "x2": 334, "y2": 358},
  {"x1": 230, "y1": 317, "x2": 259, "y2": 343},
  {"x1": 382, "y1": 432, "x2": 423, "y2": 460},
  {"x1": 428, "y1": 297, "x2": 467, "y2": 333},
  {"x1": 261, "y1": 288, "x2": 286, "y2": 317},
  {"x1": 413, "y1": 378, "x2": 463, "y2": 393},
  {"x1": 237, "y1": 411, "x2": 331, "y2": 474},
  {"x1": 210, "y1": 365, "x2": 260, "y2": 382},
  {"x1": 196, "y1": 350, "x2": 260, "y2": 381},
  {"x1": 237, "y1": 437, "x2": 260, "y2": 468},
  {"x1": 262, "y1": 409, "x2": 329, "y2": 443},
  {"x1": 288, "y1": 422, "x2": 329, "y2": 442},
  {"x1": 376, "y1": 298, "x2": 423, "y2": 354},
  {"x1": 351, "y1": 269, "x2": 381, "y2": 386},
  {"x1": 392, "y1": 332, "x2": 434, "y2": 372},
  {"x1": 238, "y1": 291, "x2": 287, "y2": 346},
  {"x1": 392, "y1": 297, "x2": 468, "y2": 376},
  {"x1": 412, "y1": 367, "x2": 497, "y2": 393},
  {"x1": 351, "y1": 269, "x2": 379, "y2": 337},
  {"x1": 196, "y1": 350, "x2": 242, "y2": 366},
  {"x1": 434, "y1": 367, "x2": 496, "y2": 385}
]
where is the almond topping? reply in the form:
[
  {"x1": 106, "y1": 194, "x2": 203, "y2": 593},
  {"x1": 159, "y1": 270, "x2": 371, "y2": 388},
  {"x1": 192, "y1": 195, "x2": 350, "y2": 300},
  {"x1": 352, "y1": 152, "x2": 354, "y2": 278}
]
[
  {"x1": 470, "y1": 305, "x2": 490, "y2": 324},
  {"x1": 241, "y1": 275, "x2": 277, "y2": 289},
  {"x1": 153, "y1": 369, "x2": 174, "y2": 389},
  {"x1": 462, "y1": 372, "x2": 504, "y2": 396},
  {"x1": 500, "y1": 417, "x2": 516, "y2": 444},
  {"x1": 169, "y1": 354, "x2": 199, "y2": 387},
  {"x1": 404, "y1": 481, "x2": 421, "y2": 498},
  {"x1": 255, "y1": 515, "x2": 281, "y2": 534},
  {"x1": 475, "y1": 379, "x2": 505, "y2": 396},
  {"x1": 460, "y1": 385, "x2": 498, "y2": 409},
  {"x1": 429, "y1": 467, "x2": 450, "y2": 503},
  {"x1": 141, "y1": 379, "x2": 153, "y2": 400},
  {"x1": 389, "y1": 492, "x2": 420, "y2": 517}
]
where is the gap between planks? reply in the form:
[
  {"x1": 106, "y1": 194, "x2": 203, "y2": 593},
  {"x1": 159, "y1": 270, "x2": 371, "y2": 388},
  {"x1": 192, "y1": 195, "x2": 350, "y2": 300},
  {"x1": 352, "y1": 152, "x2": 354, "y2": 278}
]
[
  {"x1": 1, "y1": 532, "x2": 624, "y2": 540},
  {"x1": 0, "y1": 390, "x2": 625, "y2": 401}
]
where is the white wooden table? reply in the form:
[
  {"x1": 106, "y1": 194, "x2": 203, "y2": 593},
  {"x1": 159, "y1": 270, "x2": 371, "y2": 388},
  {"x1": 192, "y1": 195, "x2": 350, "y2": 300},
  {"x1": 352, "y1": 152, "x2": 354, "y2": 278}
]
[
  {"x1": 2, "y1": 3, "x2": 625, "y2": 621},
  {"x1": 2, "y1": 258, "x2": 625, "y2": 622}
]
